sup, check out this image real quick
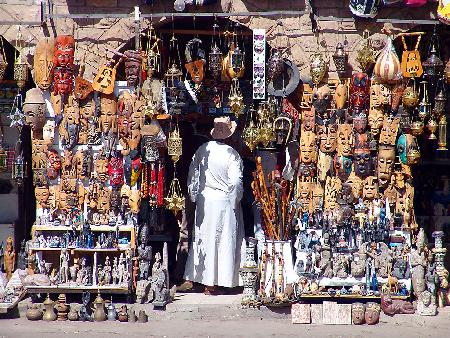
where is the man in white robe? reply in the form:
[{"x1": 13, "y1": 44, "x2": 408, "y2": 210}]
[{"x1": 183, "y1": 117, "x2": 245, "y2": 293}]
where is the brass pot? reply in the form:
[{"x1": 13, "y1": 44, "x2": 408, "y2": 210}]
[
  {"x1": 402, "y1": 83, "x2": 419, "y2": 108},
  {"x1": 410, "y1": 120, "x2": 424, "y2": 136},
  {"x1": 42, "y1": 294, "x2": 56, "y2": 321}
]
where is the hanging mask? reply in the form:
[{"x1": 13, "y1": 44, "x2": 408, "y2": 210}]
[
  {"x1": 397, "y1": 133, "x2": 420, "y2": 165},
  {"x1": 124, "y1": 50, "x2": 143, "y2": 87},
  {"x1": 311, "y1": 182, "x2": 324, "y2": 211},
  {"x1": 370, "y1": 83, "x2": 383, "y2": 109},
  {"x1": 377, "y1": 145, "x2": 395, "y2": 187},
  {"x1": 363, "y1": 176, "x2": 378, "y2": 201},
  {"x1": 301, "y1": 108, "x2": 315, "y2": 132},
  {"x1": 131, "y1": 156, "x2": 142, "y2": 187},
  {"x1": 100, "y1": 93, "x2": 117, "y2": 134},
  {"x1": 324, "y1": 176, "x2": 341, "y2": 211},
  {"x1": 110, "y1": 187, "x2": 121, "y2": 212},
  {"x1": 53, "y1": 66, "x2": 73, "y2": 96},
  {"x1": 74, "y1": 76, "x2": 93, "y2": 100},
  {"x1": 273, "y1": 116, "x2": 292, "y2": 146},
  {"x1": 54, "y1": 35, "x2": 75, "y2": 68},
  {"x1": 391, "y1": 84, "x2": 405, "y2": 112},
  {"x1": 312, "y1": 85, "x2": 332, "y2": 116},
  {"x1": 334, "y1": 154, "x2": 353, "y2": 182},
  {"x1": 23, "y1": 88, "x2": 46, "y2": 134},
  {"x1": 34, "y1": 38, "x2": 54, "y2": 91},
  {"x1": 346, "y1": 170, "x2": 363, "y2": 200},
  {"x1": 94, "y1": 152, "x2": 109, "y2": 183},
  {"x1": 317, "y1": 151, "x2": 332, "y2": 183},
  {"x1": 129, "y1": 190, "x2": 142, "y2": 214},
  {"x1": 185, "y1": 38, "x2": 206, "y2": 84},
  {"x1": 47, "y1": 149, "x2": 61, "y2": 180},
  {"x1": 337, "y1": 124, "x2": 353, "y2": 156},
  {"x1": 354, "y1": 133, "x2": 372, "y2": 178},
  {"x1": 35, "y1": 185, "x2": 50, "y2": 209},
  {"x1": 299, "y1": 131, "x2": 317, "y2": 163},
  {"x1": 317, "y1": 123, "x2": 337, "y2": 153},
  {"x1": 368, "y1": 108, "x2": 384, "y2": 137},
  {"x1": 350, "y1": 72, "x2": 370, "y2": 114},
  {"x1": 185, "y1": 59, "x2": 205, "y2": 84},
  {"x1": 353, "y1": 113, "x2": 368, "y2": 134},
  {"x1": 379, "y1": 116, "x2": 400, "y2": 146},
  {"x1": 108, "y1": 154, "x2": 124, "y2": 187},
  {"x1": 334, "y1": 83, "x2": 348, "y2": 110},
  {"x1": 43, "y1": 120, "x2": 55, "y2": 146},
  {"x1": 93, "y1": 62, "x2": 118, "y2": 95}
]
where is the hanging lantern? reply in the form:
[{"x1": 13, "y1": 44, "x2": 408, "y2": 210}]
[
  {"x1": 434, "y1": 77, "x2": 447, "y2": 117},
  {"x1": 230, "y1": 46, "x2": 244, "y2": 78},
  {"x1": 242, "y1": 107, "x2": 259, "y2": 151},
  {"x1": 146, "y1": 24, "x2": 161, "y2": 77},
  {"x1": 427, "y1": 118, "x2": 438, "y2": 140},
  {"x1": 356, "y1": 31, "x2": 376, "y2": 72},
  {"x1": 406, "y1": 136, "x2": 421, "y2": 165},
  {"x1": 418, "y1": 80, "x2": 431, "y2": 120},
  {"x1": 423, "y1": 32, "x2": 444, "y2": 81},
  {"x1": 167, "y1": 123, "x2": 182, "y2": 163},
  {"x1": 13, "y1": 52, "x2": 28, "y2": 90},
  {"x1": 0, "y1": 145, "x2": 7, "y2": 172},
  {"x1": 228, "y1": 78, "x2": 244, "y2": 118},
  {"x1": 165, "y1": 177, "x2": 185, "y2": 215},
  {"x1": 410, "y1": 119, "x2": 424, "y2": 136},
  {"x1": 438, "y1": 115, "x2": 447, "y2": 151},
  {"x1": 403, "y1": 79, "x2": 419, "y2": 110},
  {"x1": 310, "y1": 52, "x2": 328, "y2": 85},
  {"x1": 164, "y1": 63, "x2": 183, "y2": 91},
  {"x1": 0, "y1": 37, "x2": 7, "y2": 81},
  {"x1": 332, "y1": 42, "x2": 348, "y2": 78},
  {"x1": 444, "y1": 59, "x2": 450, "y2": 85},
  {"x1": 12, "y1": 140, "x2": 27, "y2": 186},
  {"x1": 209, "y1": 44, "x2": 223, "y2": 80}
]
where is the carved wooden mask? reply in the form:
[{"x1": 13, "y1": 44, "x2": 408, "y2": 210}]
[
  {"x1": 301, "y1": 108, "x2": 315, "y2": 132},
  {"x1": 34, "y1": 38, "x2": 54, "y2": 91},
  {"x1": 47, "y1": 148, "x2": 61, "y2": 180},
  {"x1": 299, "y1": 131, "x2": 317, "y2": 163},
  {"x1": 23, "y1": 88, "x2": 46, "y2": 134},
  {"x1": 337, "y1": 124, "x2": 353, "y2": 156},
  {"x1": 346, "y1": 170, "x2": 363, "y2": 200},
  {"x1": 74, "y1": 77, "x2": 93, "y2": 100},
  {"x1": 324, "y1": 176, "x2": 341, "y2": 211},
  {"x1": 334, "y1": 83, "x2": 347, "y2": 110},
  {"x1": 185, "y1": 60, "x2": 205, "y2": 84},
  {"x1": 363, "y1": 176, "x2": 378, "y2": 201},
  {"x1": 312, "y1": 84, "x2": 332, "y2": 116},
  {"x1": 312, "y1": 182, "x2": 324, "y2": 210},
  {"x1": 354, "y1": 133, "x2": 372, "y2": 178},
  {"x1": 349, "y1": 72, "x2": 370, "y2": 113},
  {"x1": 334, "y1": 155, "x2": 353, "y2": 182},
  {"x1": 100, "y1": 93, "x2": 117, "y2": 134},
  {"x1": 108, "y1": 154, "x2": 124, "y2": 187},
  {"x1": 317, "y1": 123, "x2": 337, "y2": 153},
  {"x1": 368, "y1": 108, "x2": 384, "y2": 137},
  {"x1": 98, "y1": 187, "x2": 111, "y2": 214},
  {"x1": 377, "y1": 145, "x2": 395, "y2": 187},
  {"x1": 129, "y1": 190, "x2": 142, "y2": 214},
  {"x1": 35, "y1": 185, "x2": 50, "y2": 209},
  {"x1": 95, "y1": 152, "x2": 109, "y2": 183},
  {"x1": 53, "y1": 66, "x2": 73, "y2": 95},
  {"x1": 43, "y1": 120, "x2": 55, "y2": 146},
  {"x1": 54, "y1": 35, "x2": 75, "y2": 68},
  {"x1": 379, "y1": 116, "x2": 400, "y2": 146},
  {"x1": 124, "y1": 50, "x2": 143, "y2": 87}
]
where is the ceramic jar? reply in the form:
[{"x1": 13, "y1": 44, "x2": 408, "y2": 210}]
[
  {"x1": 118, "y1": 305, "x2": 128, "y2": 322},
  {"x1": 26, "y1": 304, "x2": 43, "y2": 321}
]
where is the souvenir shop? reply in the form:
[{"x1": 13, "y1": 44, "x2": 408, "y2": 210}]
[{"x1": 0, "y1": 0, "x2": 450, "y2": 325}]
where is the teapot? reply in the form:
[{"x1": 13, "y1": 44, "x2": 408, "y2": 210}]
[
  {"x1": 42, "y1": 294, "x2": 57, "y2": 321},
  {"x1": 91, "y1": 293, "x2": 107, "y2": 321},
  {"x1": 107, "y1": 301, "x2": 117, "y2": 321}
]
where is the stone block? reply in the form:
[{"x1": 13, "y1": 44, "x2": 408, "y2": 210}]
[
  {"x1": 291, "y1": 303, "x2": 311, "y2": 324},
  {"x1": 322, "y1": 301, "x2": 338, "y2": 325},
  {"x1": 310, "y1": 303, "x2": 323, "y2": 324},
  {"x1": 336, "y1": 304, "x2": 352, "y2": 325}
]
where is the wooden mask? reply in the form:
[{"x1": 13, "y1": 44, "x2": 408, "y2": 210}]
[
  {"x1": 363, "y1": 176, "x2": 378, "y2": 201},
  {"x1": 23, "y1": 88, "x2": 46, "y2": 135},
  {"x1": 312, "y1": 182, "x2": 324, "y2": 211},
  {"x1": 391, "y1": 84, "x2": 405, "y2": 112},
  {"x1": 334, "y1": 83, "x2": 348, "y2": 110},
  {"x1": 31, "y1": 139, "x2": 48, "y2": 170},
  {"x1": 354, "y1": 133, "x2": 372, "y2": 178},
  {"x1": 317, "y1": 123, "x2": 337, "y2": 153},
  {"x1": 98, "y1": 187, "x2": 111, "y2": 214},
  {"x1": 352, "y1": 113, "x2": 368, "y2": 134},
  {"x1": 47, "y1": 149, "x2": 61, "y2": 180},
  {"x1": 54, "y1": 35, "x2": 75, "y2": 68},
  {"x1": 312, "y1": 84, "x2": 332, "y2": 116},
  {"x1": 185, "y1": 60, "x2": 205, "y2": 84},
  {"x1": 94, "y1": 152, "x2": 109, "y2": 183},
  {"x1": 299, "y1": 131, "x2": 317, "y2": 163},
  {"x1": 100, "y1": 93, "x2": 117, "y2": 134},
  {"x1": 74, "y1": 77, "x2": 93, "y2": 100},
  {"x1": 370, "y1": 83, "x2": 383, "y2": 109},
  {"x1": 124, "y1": 50, "x2": 143, "y2": 87},
  {"x1": 296, "y1": 177, "x2": 312, "y2": 212},
  {"x1": 43, "y1": 120, "x2": 55, "y2": 146},
  {"x1": 377, "y1": 145, "x2": 395, "y2": 187},
  {"x1": 324, "y1": 176, "x2": 341, "y2": 211},
  {"x1": 368, "y1": 108, "x2": 384, "y2": 137},
  {"x1": 334, "y1": 155, "x2": 353, "y2": 182},
  {"x1": 53, "y1": 66, "x2": 73, "y2": 96},
  {"x1": 349, "y1": 72, "x2": 370, "y2": 113},
  {"x1": 60, "y1": 98, "x2": 80, "y2": 150},
  {"x1": 317, "y1": 151, "x2": 332, "y2": 183},
  {"x1": 73, "y1": 149, "x2": 85, "y2": 180},
  {"x1": 79, "y1": 96, "x2": 97, "y2": 144},
  {"x1": 379, "y1": 83, "x2": 392, "y2": 106},
  {"x1": 337, "y1": 124, "x2": 353, "y2": 156},
  {"x1": 35, "y1": 185, "x2": 50, "y2": 209},
  {"x1": 129, "y1": 190, "x2": 142, "y2": 214},
  {"x1": 301, "y1": 108, "x2": 315, "y2": 132},
  {"x1": 34, "y1": 38, "x2": 54, "y2": 91},
  {"x1": 379, "y1": 116, "x2": 400, "y2": 146},
  {"x1": 346, "y1": 170, "x2": 363, "y2": 200},
  {"x1": 93, "y1": 63, "x2": 117, "y2": 95},
  {"x1": 108, "y1": 153, "x2": 124, "y2": 187}
]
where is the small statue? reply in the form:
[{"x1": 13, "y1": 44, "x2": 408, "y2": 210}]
[
  {"x1": 112, "y1": 257, "x2": 119, "y2": 285},
  {"x1": 417, "y1": 290, "x2": 437, "y2": 316},
  {"x1": 79, "y1": 291, "x2": 93, "y2": 322},
  {"x1": 118, "y1": 253, "x2": 127, "y2": 285},
  {"x1": 319, "y1": 233, "x2": 333, "y2": 278},
  {"x1": 59, "y1": 248, "x2": 70, "y2": 283},
  {"x1": 151, "y1": 252, "x2": 169, "y2": 307},
  {"x1": 17, "y1": 239, "x2": 28, "y2": 270},
  {"x1": 135, "y1": 279, "x2": 152, "y2": 304},
  {"x1": 374, "y1": 242, "x2": 392, "y2": 278},
  {"x1": 380, "y1": 293, "x2": 415, "y2": 316},
  {"x1": 49, "y1": 268, "x2": 58, "y2": 285},
  {"x1": 392, "y1": 256, "x2": 410, "y2": 279},
  {"x1": 351, "y1": 245, "x2": 367, "y2": 278},
  {"x1": 333, "y1": 254, "x2": 349, "y2": 278},
  {"x1": 425, "y1": 263, "x2": 438, "y2": 298},
  {"x1": 138, "y1": 243, "x2": 152, "y2": 281},
  {"x1": 352, "y1": 303, "x2": 366, "y2": 325},
  {"x1": 3, "y1": 237, "x2": 15, "y2": 280},
  {"x1": 97, "y1": 265, "x2": 105, "y2": 286},
  {"x1": 103, "y1": 256, "x2": 112, "y2": 285}
]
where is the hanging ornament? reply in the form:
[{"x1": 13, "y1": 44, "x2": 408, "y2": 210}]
[
  {"x1": 410, "y1": 117, "x2": 425, "y2": 137},
  {"x1": 423, "y1": 29, "x2": 444, "y2": 82},
  {"x1": 402, "y1": 78, "x2": 419, "y2": 109},
  {"x1": 310, "y1": 52, "x2": 327, "y2": 85},
  {"x1": 332, "y1": 42, "x2": 348, "y2": 78},
  {"x1": 400, "y1": 32, "x2": 424, "y2": 78},
  {"x1": 242, "y1": 106, "x2": 259, "y2": 151},
  {"x1": 209, "y1": 21, "x2": 223, "y2": 80},
  {"x1": 13, "y1": 29, "x2": 28, "y2": 90},
  {"x1": 434, "y1": 77, "x2": 447, "y2": 117},
  {"x1": 418, "y1": 80, "x2": 431, "y2": 120},
  {"x1": 444, "y1": 59, "x2": 450, "y2": 85},
  {"x1": 146, "y1": 23, "x2": 161, "y2": 77},
  {"x1": 356, "y1": 31, "x2": 376, "y2": 72},
  {"x1": 165, "y1": 177, "x2": 185, "y2": 215},
  {"x1": 0, "y1": 37, "x2": 7, "y2": 81},
  {"x1": 228, "y1": 78, "x2": 244, "y2": 118},
  {"x1": 165, "y1": 32, "x2": 183, "y2": 91},
  {"x1": 373, "y1": 36, "x2": 402, "y2": 84},
  {"x1": 167, "y1": 122, "x2": 182, "y2": 163},
  {"x1": 438, "y1": 115, "x2": 447, "y2": 151}
]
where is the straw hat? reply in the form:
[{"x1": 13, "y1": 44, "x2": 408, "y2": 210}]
[{"x1": 210, "y1": 116, "x2": 237, "y2": 140}]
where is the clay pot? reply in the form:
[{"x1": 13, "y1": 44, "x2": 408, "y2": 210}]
[
  {"x1": 137, "y1": 310, "x2": 148, "y2": 323},
  {"x1": 26, "y1": 304, "x2": 43, "y2": 321},
  {"x1": 117, "y1": 305, "x2": 128, "y2": 322}
]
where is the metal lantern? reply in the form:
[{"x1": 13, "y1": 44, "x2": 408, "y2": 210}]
[
  {"x1": 356, "y1": 31, "x2": 375, "y2": 72},
  {"x1": 407, "y1": 136, "x2": 421, "y2": 165},
  {"x1": 167, "y1": 123, "x2": 182, "y2": 163},
  {"x1": 310, "y1": 52, "x2": 328, "y2": 85},
  {"x1": 438, "y1": 115, "x2": 447, "y2": 151},
  {"x1": 164, "y1": 63, "x2": 183, "y2": 91},
  {"x1": 410, "y1": 119, "x2": 424, "y2": 136},
  {"x1": 434, "y1": 77, "x2": 447, "y2": 117},
  {"x1": 209, "y1": 44, "x2": 223, "y2": 80},
  {"x1": 332, "y1": 42, "x2": 348, "y2": 78},
  {"x1": 423, "y1": 32, "x2": 444, "y2": 81},
  {"x1": 403, "y1": 79, "x2": 420, "y2": 110},
  {"x1": 418, "y1": 81, "x2": 431, "y2": 120},
  {"x1": 427, "y1": 118, "x2": 438, "y2": 140},
  {"x1": 267, "y1": 48, "x2": 284, "y2": 81},
  {"x1": 0, "y1": 37, "x2": 7, "y2": 81},
  {"x1": 13, "y1": 52, "x2": 28, "y2": 90},
  {"x1": 165, "y1": 177, "x2": 185, "y2": 215},
  {"x1": 12, "y1": 141, "x2": 27, "y2": 186},
  {"x1": 0, "y1": 145, "x2": 7, "y2": 172},
  {"x1": 445, "y1": 59, "x2": 450, "y2": 85},
  {"x1": 242, "y1": 106, "x2": 259, "y2": 151},
  {"x1": 231, "y1": 46, "x2": 244, "y2": 77}
]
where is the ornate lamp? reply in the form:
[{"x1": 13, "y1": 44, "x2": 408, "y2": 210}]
[
  {"x1": 0, "y1": 145, "x2": 7, "y2": 171},
  {"x1": 438, "y1": 115, "x2": 447, "y2": 151},
  {"x1": 12, "y1": 140, "x2": 27, "y2": 186},
  {"x1": 423, "y1": 32, "x2": 444, "y2": 82},
  {"x1": 356, "y1": 31, "x2": 375, "y2": 72},
  {"x1": 242, "y1": 107, "x2": 259, "y2": 151},
  {"x1": 434, "y1": 77, "x2": 447, "y2": 116},
  {"x1": 332, "y1": 42, "x2": 348, "y2": 78},
  {"x1": 164, "y1": 63, "x2": 183, "y2": 91},
  {"x1": 230, "y1": 46, "x2": 245, "y2": 78},
  {"x1": 209, "y1": 44, "x2": 223, "y2": 80},
  {"x1": 418, "y1": 80, "x2": 430, "y2": 120},
  {"x1": 0, "y1": 37, "x2": 7, "y2": 81},
  {"x1": 167, "y1": 123, "x2": 182, "y2": 163},
  {"x1": 310, "y1": 52, "x2": 327, "y2": 85}
]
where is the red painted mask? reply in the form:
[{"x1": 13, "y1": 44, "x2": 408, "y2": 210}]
[
  {"x1": 53, "y1": 67, "x2": 73, "y2": 95},
  {"x1": 350, "y1": 72, "x2": 370, "y2": 113},
  {"x1": 47, "y1": 149, "x2": 61, "y2": 180},
  {"x1": 108, "y1": 155, "x2": 124, "y2": 187},
  {"x1": 54, "y1": 35, "x2": 75, "y2": 69}
]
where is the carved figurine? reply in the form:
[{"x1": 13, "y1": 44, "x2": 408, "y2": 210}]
[
  {"x1": 381, "y1": 293, "x2": 415, "y2": 316},
  {"x1": 333, "y1": 254, "x2": 349, "y2": 278},
  {"x1": 124, "y1": 50, "x2": 143, "y2": 88},
  {"x1": 319, "y1": 233, "x2": 333, "y2": 278},
  {"x1": 351, "y1": 245, "x2": 367, "y2": 278},
  {"x1": 23, "y1": 88, "x2": 46, "y2": 139},
  {"x1": 59, "y1": 96, "x2": 80, "y2": 150},
  {"x1": 138, "y1": 243, "x2": 152, "y2": 281},
  {"x1": 112, "y1": 256, "x2": 119, "y2": 285},
  {"x1": 151, "y1": 252, "x2": 170, "y2": 307},
  {"x1": 59, "y1": 248, "x2": 69, "y2": 283},
  {"x1": 417, "y1": 290, "x2": 437, "y2": 316},
  {"x1": 103, "y1": 256, "x2": 112, "y2": 285},
  {"x1": 3, "y1": 237, "x2": 15, "y2": 280}
]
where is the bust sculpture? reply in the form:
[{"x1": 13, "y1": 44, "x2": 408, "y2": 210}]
[{"x1": 417, "y1": 290, "x2": 437, "y2": 316}]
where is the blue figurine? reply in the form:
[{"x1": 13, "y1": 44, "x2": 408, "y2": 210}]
[{"x1": 371, "y1": 271, "x2": 378, "y2": 291}]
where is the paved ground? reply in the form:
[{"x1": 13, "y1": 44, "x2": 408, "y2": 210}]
[{"x1": 0, "y1": 293, "x2": 449, "y2": 337}]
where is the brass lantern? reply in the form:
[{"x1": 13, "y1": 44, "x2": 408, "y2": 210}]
[
  {"x1": 332, "y1": 42, "x2": 348, "y2": 78},
  {"x1": 434, "y1": 77, "x2": 447, "y2": 117},
  {"x1": 423, "y1": 32, "x2": 444, "y2": 81},
  {"x1": 356, "y1": 30, "x2": 375, "y2": 72},
  {"x1": 12, "y1": 141, "x2": 27, "y2": 186},
  {"x1": 438, "y1": 115, "x2": 447, "y2": 151},
  {"x1": 310, "y1": 52, "x2": 328, "y2": 85},
  {"x1": 228, "y1": 78, "x2": 244, "y2": 118},
  {"x1": 167, "y1": 123, "x2": 182, "y2": 163},
  {"x1": 164, "y1": 63, "x2": 183, "y2": 91},
  {"x1": 209, "y1": 43, "x2": 223, "y2": 80},
  {"x1": 241, "y1": 106, "x2": 259, "y2": 151},
  {"x1": 427, "y1": 118, "x2": 438, "y2": 140},
  {"x1": 13, "y1": 51, "x2": 28, "y2": 90},
  {"x1": 0, "y1": 37, "x2": 7, "y2": 81},
  {"x1": 418, "y1": 80, "x2": 431, "y2": 120},
  {"x1": 444, "y1": 59, "x2": 450, "y2": 85},
  {"x1": 410, "y1": 119, "x2": 425, "y2": 136},
  {"x1": 0, "y1": 145, "x2": 7, "y2": 172},
  {"x1": 403, "y1": 79, "x2": 419, "y2": 110},
  {"x1": 165, "y1": 177, "x2": 185, "y2": 215},
  {"x1": 146, "y1": 24, "x2": 161, "y2": 77}
]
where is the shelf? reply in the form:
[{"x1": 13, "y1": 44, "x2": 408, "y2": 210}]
[
  {"x1": 31, "y1": 247, "x2": 72, "y2": 251},
  {"x1": 31, "y1": 247, "x2": 131, "y2": 252},
  {"x1": 90, "y1": 225, "x2": 134, "y2": 232},
  {"x1": 32, "y1": 225, "x2": 75, "y2": 231},
  {"x1": 25, "y1": 285, "x2": 130, "y2": 294},
  {"x1": 297, "y1": 294, "x2": 409, "y2": 300},
  {"x1": 32, "y1": 225, "x2": 134, "y2": 232}
]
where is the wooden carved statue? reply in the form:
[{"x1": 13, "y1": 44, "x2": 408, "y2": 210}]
[
  {"x1": 124, "y1": 50, "x2": 143, "y2": 88},
  {"x1": 379, "y1": 116, "x2": 400, "y2": 146},
  {"x1": 34, "y1": 38, "x2": 55, "y2": 91},
  {"x1": 324, "y1": 176, "x2": 341, "y2": 211},
  {"x1": 4, "y1": 237, "x2": 15, "y2": 280},
  {"x1": 59, "y1": 96, "x2": 80, "y2": 150},
  {"x1": 337, "y1": 123, "x2": 353, "y2": 156},
  {"x1": 79, "y1": 95, "x2": 100, "y2": 145},
  {"x1": 23, "y1": 88, "x2": 46, "y2": 139},
  {"x1": 100, "y1": 93, "x2": 118, "y2": 156}
]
